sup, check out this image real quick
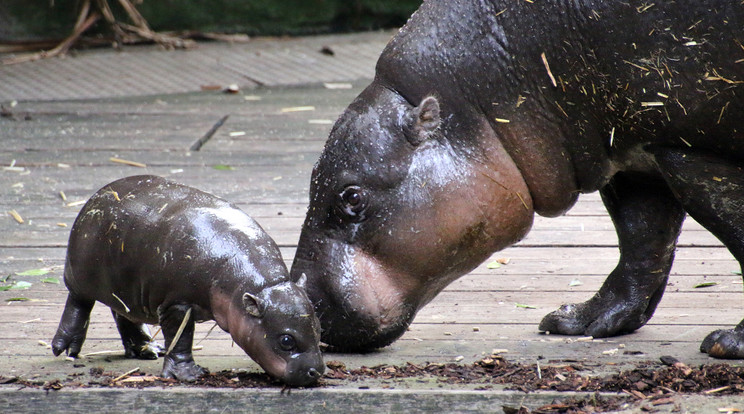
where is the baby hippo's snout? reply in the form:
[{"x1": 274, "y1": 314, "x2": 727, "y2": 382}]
[{"x1": 283, "y1": 353, "x2": 325, "y2": 387}]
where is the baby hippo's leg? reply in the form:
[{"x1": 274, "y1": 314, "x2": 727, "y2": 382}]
[
  {"x1": 52, "y1": 294, "x2": 95, "y2": 358},
  {"x1": 111, "y1": 311, "x2": 165, "y2": 360},
  {"x1": 159, "y1": 304, "x2": 207, "y2": 381}
]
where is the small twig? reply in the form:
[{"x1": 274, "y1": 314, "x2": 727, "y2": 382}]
[
  {"x1": 166, "y1": 308, "x2": 192, "y2": 355},
  {"x1": 111, "y1": 293, "x2": 131, "y2": 313},
  {"x1": 8, "y1": 210, "x2": 24, "y2": 224},
  {"x1": 112, "y1": 367, "x2": 140, "y2": 382},
  {"x1": 191, "y1": 115, "x2": 229, "y2": 151},
  {"x1": 541, "y1": 52, "x2": 557, "y2": 87},
  {"x1": 81, "y1": 349, "x2": 121, "y2": 357},
  {"x1": 195, "y1": 322, "x2": 219, "y2": 346},
  {"x1": 109, "y1": 157, "x2": 147, "y2": 168},
  {"x1": 704, "y1": 385, "x2": 730, "y2": 394}
]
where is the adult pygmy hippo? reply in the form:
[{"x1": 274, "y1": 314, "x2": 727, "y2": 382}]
[
  {"x1": 52, "y1": 175, "x2": 324, "y2": 386},
  {"x1": 291, "y1": 0, "x2": 744, "y2": 357}
]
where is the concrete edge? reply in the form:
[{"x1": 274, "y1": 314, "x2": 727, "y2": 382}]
[{"x1": 0, "y1": 387, "x2": 626, "y2": 413}]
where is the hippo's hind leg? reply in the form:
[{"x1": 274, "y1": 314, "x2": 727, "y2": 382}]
[
  {"x1": 539, "y1": 172, "x2": 686, "y2": 337},
  {"x1": 158, "y1": 304, "x2": 207, "y2": 381},
  {"x1": 111, "y1": 311, "x2": 165, "y2": 360},
  {"x1": 654, "y1": 147, "x2": 744, "y2": 358},
  {"x1": 52, "y1": 293, "x2": 95, "y2": 358}
]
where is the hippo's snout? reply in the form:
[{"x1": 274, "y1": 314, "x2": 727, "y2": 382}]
[
  {"x1": 283, "y1": 354, "x2": 325, "y2": 387},
  {"x1": 293, "y1": 248, "x2": 417, "y2": 352}
]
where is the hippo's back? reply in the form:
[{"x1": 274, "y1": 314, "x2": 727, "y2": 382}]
[{"x1": 63, "y1": 175, "x2": 283, "y2": 321}]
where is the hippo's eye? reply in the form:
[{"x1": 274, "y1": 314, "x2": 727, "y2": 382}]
[
  {"x1": 337, "y1": 185, "x2": 368, "y2": 222},
  {"x1": 279, "y1": 334, "x2": 296, "y2": 351}
]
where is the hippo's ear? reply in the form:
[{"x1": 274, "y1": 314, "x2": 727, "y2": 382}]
[
  {"x1": 242, "y1": 292, "x2": 265, "y2": 318},
  {"x1": 405, "y1": 96, "x2": 441, "y2": 146},
  {"x1": 295, "y1": 273, "x2": 308, "y2": 290}
]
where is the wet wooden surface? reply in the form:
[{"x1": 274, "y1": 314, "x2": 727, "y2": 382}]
[{"x1": 1, "y1": 83, "x2": 743, "y2": 408}]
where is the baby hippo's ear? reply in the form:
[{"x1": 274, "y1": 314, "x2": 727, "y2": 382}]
[
  {"x1": 405, "y1": 96, "x2": 441, "y2": 146},
  {"x1": 295, "y1": 273, "x2": 308, "y2": 290},
  {"x1": 242, "y1": 292, "x2": 265, "y2": 317}
]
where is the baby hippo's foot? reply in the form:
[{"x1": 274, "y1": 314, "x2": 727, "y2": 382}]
[
  {"x1": 124, "y1": 341, "x2": 165, "y2": 360},
  {"x1": 161, "y1": 354, "x2": 208, "y2": 382},
  {"x1": 701, "y1": 328, "x2": 744, "y2": 359}
]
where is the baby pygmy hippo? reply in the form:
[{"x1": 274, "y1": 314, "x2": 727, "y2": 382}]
[{"x1": 51, "y1": 175, "x2": 324, "y2": 386}]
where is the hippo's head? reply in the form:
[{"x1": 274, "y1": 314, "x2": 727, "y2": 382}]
[
  {"x1": 291, "y1": 84, "x2": 534, "y2": 351},
  {"x1": 228, "y1": 276, "x2": 324, "y2": 387}
]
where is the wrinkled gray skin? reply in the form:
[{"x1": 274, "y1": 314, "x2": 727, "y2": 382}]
[
  {"x1": 291, "y1": 0, "x2": 744, "y2": 357},
  {"x1": 52, "y1": 175, "x2": 324, "y2": 386}
]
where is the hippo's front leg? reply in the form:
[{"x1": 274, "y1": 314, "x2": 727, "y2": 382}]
[
  {"x1": 159, "y1": 304, "x2": 207, "y2": 381},
  {"x1": 539, "y1": 172, "x2": 686, "y2": 337},
  {"x1": 51, "y1": 293, "x2": 95, "y2": 357},
  {"x1": 654, "y1": 148, "x2": 744, "y2": 358}
]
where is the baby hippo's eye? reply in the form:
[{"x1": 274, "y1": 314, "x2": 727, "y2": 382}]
[
  {"x1": 337, "y1": 185, "x2": 368, "y2": 222},
  {"x1": 279, "y1": 334, "x2": 296, "y2": 351}
]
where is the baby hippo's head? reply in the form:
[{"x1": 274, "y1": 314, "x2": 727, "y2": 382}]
[{"x1": 230, "y1": 276, "x2": 324, "y2": 387}]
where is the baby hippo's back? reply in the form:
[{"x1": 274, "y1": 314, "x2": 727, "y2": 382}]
[{"x1": 64, "y1": 175, "x2": 288, "y2": 323}]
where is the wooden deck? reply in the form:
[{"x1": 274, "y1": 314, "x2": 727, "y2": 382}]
[{"x1": 1, "y1": 36, "x2": 743, "y2": 412}]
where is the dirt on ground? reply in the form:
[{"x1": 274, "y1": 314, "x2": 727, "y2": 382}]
[{"x1": 2, "y1": 354, "x2": 743, "y2": 413}]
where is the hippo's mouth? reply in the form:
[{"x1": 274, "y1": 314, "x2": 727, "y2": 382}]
[
  {"x1": 304, "y1": 270, "x2": 418, "y2": 352},
  {"x1": 317, "y1": 300, "x2": 417, "y2": 352},
  {"x1": 292, "y1": 235, "x2": 423, "y2": 352}
]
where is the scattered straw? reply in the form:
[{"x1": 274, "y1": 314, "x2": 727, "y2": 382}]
[
  {"x1": 81, "y1": 350, "x2": 121, "y2": 357},
  {"x1": 105, "y1": 190, "x2": 121, "y2": 201},
  {"x1": 111, "y1": 293, "x2": 131, "y2": 313},
  {"x1": 22, "y1": 318, "x2": 42, "y2": 324},
  {"x1": 8, "y1": 209, "x2": 24, "y2": 224},
  {"x1": 113, "y1": 367, "x2": 140, "y2": 382},
  {"x1": 110, "y1": 157, "x2": 147, "y2": 168},
  {"x1": 704, "y1": 385, "x2": 730, "y2": 394},
  {"x1": 166, "y1": 308, "x2": 192, "y2": 355},
  {"x1": 541, "y1": 52, "x2": 557, "y2": 87},
  {"x1": 195, "y1": 322, "x2": 219, "y2": 346},
  {"x1": 718, "y1": 102, "x2": 730, "y2": 124},
  {"x1": 280, "y1": 106, "x2": 315, "y2": 113},
  {"x1": 515, "y1": 192, "x2": 529, "y2": 211}
]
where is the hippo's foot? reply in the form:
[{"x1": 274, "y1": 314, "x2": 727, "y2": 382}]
[
  {"x1": 540, "y1": 173, "x2": 684, "y2": 339},
  {"x1": 538, "y1": 294, "x2": 652, "y2": 338},
  {"x1": 701, "y1": 328, "x2": 744, "y2": 359},
  {"x1": 52, "y1": 294, "x2": 95, "y2": 358},
  {"x1": 161, "y1": 355, "x2": 208, "y2": 382},
  {"x1": 124, "y1": 341, "x2": 165, "y2": 360},
  {"x1": 51, "y1": 330, "x2": 86, "y2": 358},
  {"x1": 112, "y1": 311, "x2": 165, "y2": 360}
]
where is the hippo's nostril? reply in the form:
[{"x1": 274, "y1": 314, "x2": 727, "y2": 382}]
[{"x1": 307, "y1": 367, "x2": 321, "y2": 379}]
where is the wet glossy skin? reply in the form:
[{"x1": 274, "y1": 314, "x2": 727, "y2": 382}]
[
  {"x1": 292, "y1": 0, "x2": 744, "y2": 355},
  {"x1": 52, "y1": 175, "x2": 323, "y2": 386}
]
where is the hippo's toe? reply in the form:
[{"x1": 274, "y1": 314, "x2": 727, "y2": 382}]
[
  {"x1": 701, "y1": 329, "x2": 744, "y2": 359},
  {"x1": 161, "y1": 357, "x2": 208, "y2": 382},
  {"x1": 51, "y1": 329, "x2": 87, "y2": 358},
  {"x1": 539, "y1": 294, "x2": 651, "y2": 338},
  {"x1": 538, "y1": 303, "x2": 590, "y2": 335}
]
